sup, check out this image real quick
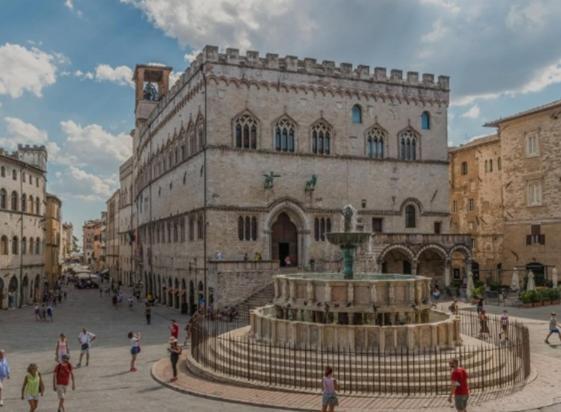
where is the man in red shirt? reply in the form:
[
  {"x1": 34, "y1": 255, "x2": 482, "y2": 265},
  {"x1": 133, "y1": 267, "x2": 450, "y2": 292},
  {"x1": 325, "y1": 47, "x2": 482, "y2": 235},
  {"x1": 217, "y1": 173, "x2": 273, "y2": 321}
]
[
  {"x1": 448, "y1": 358, "x2": 469, "y2": 411},
  {"x1": 170, "y1": 320, "x2": 179, "y2": 340},
  {"x1": 53, "y1": 354, "x2": 75, "y2": 412}
]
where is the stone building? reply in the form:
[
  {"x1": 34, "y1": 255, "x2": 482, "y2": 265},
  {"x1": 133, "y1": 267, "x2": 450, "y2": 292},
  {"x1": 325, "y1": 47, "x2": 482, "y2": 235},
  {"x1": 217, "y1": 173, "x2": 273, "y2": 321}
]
[
  {"x1": 45, "y1": 193, "x2": 62, "y2": 286},
  {"x1": 82, "y1": 217, "x2": 105, "y2": 271},
  {"x1": 449, "y1": 135, "x2": 504, "y2": 282},
  {"x1": 118, "y1": 157, "x2": 134, "y2": 285},
  {"x1": 61, "y1": 222, "x2": 74, "y2": 260},
  {"x1": 0, "y1": 145, "x2": 48, "y2": 309},
  {"x1": 127, "y1": 46, "x2": 470, "y2": 313},
  {"x1": 105, "y1": 190, "x2": 119, "y2": 280}
]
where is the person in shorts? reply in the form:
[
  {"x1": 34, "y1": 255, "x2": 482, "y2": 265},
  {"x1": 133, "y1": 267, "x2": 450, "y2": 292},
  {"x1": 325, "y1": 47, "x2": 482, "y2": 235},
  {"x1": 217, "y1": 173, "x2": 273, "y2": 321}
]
[
  {"x1": 53, "y1": 354, "x2": 75, "y2": 412},
  {"x1": 321, "y1": 366, "x2": 338, "y2": 412},
  {"x1": 21, "y1": 363, "x2": 44, "y2": 412},
  {"x1": 128, "y1": 332, "x2": 141, "y2": 372},
  {"x1": 499, "y1": 310, "x2": 509, "y2": 341},
  {"x1": 545, "y1": 313, "x2": 561, "y2": 344},
  {"x1": 448, "y1": 358, "x2": 469, "y2": 412},
  {"x1": 0, "y1": 349, "x2": 10, "y2": 407},
  {"x1": 77, "y1": 328, "x2": 96, "y2": 367}
]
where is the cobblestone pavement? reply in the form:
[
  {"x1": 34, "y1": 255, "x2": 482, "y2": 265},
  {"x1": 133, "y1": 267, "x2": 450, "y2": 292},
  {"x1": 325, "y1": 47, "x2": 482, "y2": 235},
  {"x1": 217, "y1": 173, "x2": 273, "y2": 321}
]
[{"x1": 0, "y1": 286, "x2": 278, "y2": 412}]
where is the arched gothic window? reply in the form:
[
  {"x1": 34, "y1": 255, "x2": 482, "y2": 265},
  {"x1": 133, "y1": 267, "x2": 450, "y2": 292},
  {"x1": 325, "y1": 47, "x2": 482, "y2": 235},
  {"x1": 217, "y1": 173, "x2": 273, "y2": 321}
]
[
  {"x1": 197, "y1": 120, "x2": 205, "y2": 149},
  {"x1": 0, "y1": 236, "x2": 7, "y2": 254},
  {"x1": 405, "y1": 205, "x2": 416, "y2": 228},
  {"x1": 35, "y1": 198, "x2": 40, "y2": 215},
  {"x1": 12, "y1": 236, "x2": 18, "y2": 254},
  {"x1": 352, "y1": 105, "x2": 362, "y2": 124},
  {"x1": 238, "y1": 216, "x2": 258, "y2": 241},
  {"x1": 21, "y1": 194, "x2": 26, "y2": 212},
  {"x1": 197, "y1": 214, "x2": 204, "y2": 240},
  {"x1": 399, "y1": 130, "x2": 418, "y2": 161},
  {"x1": 274, "y1": 117, "x2": 296, "y2": 152},
  {"x1": 311, "y1": 121, "x2": 332, "y2": 155},
  {"x1": 21, "y1": 237, "x2": 26, "y2": 255},
  {"x1": 29, "y1": 195, "x2": 33, "y2": 214},
  {"x1": 35, "y1": 237, "x2": 40, "y2": 254},
  {"x1": 367, "y1": 126, "x2": 386, "y2": 159},
  {"x1": 234, "y1": 112, "x2": 258, "y2": 149},
  {"x1": 12, "y1": 169, "x2": 16, "y2": 180},
  {"x1": 421, "y1": 111, "x2": 431, "y2": 130},
  {"x1": 188, "y1": 123, "x2": 197, "y2": 155},
  {"x1": 314, "y1": 217, "x2": 332, "y2": 241},
  {"x1": 11, "y1": 191, "x2": 18, "y2": 211},
  {"x1": 0, "y1": 189, "x2": 5, "y2": 209}
]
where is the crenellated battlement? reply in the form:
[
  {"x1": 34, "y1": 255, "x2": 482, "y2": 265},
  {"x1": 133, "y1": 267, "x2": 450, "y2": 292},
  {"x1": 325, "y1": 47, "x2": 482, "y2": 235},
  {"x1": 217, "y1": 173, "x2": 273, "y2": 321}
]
[{"x1": 187, "y1": 45, "x2": 449, "y2": 90}]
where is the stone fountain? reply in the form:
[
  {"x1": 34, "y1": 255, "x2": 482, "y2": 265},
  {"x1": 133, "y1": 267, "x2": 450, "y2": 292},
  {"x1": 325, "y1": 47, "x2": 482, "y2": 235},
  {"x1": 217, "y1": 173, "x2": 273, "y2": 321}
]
[{"x1": 250, "y1": 205, "x2": 460, "y2": 351}]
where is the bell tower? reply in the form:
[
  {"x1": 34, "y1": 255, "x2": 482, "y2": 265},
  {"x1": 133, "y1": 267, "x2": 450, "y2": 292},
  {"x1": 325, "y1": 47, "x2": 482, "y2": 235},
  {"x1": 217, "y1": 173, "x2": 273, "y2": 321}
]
[{"x1": 133, "y1": 64, "x2": 172, "y2": 127}]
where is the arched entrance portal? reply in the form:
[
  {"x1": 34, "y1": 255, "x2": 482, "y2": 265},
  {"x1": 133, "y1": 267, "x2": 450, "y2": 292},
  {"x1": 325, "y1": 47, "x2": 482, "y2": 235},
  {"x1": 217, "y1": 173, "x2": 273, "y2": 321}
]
[
  {"x1": 0, "y1": 278, "x2": 4, "y2": 309},
  {"x1": 416, "y1": 247, "x2": 446, "y2": 287},
  {"x1": 21, "y1": 275, "x2": 29, "y2": 306},
  {"x1": 272, "y1": 212, "x2": 298, "y2": 267},
  {"x1": 8, "y1": 276, "x2": 18, "y2": 309},
  {"x1": 379, "y1": 246, "x2": 414, "y2": 274},
  {"x1": 33, "y1": 274, "x2": 41, "y2": 302}
]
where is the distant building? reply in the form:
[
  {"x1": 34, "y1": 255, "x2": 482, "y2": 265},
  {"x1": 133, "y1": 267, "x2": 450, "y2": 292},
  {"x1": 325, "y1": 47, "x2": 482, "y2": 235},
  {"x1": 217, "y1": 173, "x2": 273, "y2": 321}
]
[
  {"x1": 105, "y1": 190, "x2": 119, "y2": 281},
  {"x1": 118, "y1": 157, "x2": 134, "y2": 285},
  {"x1": 82, "y1": 217, "x2": 105, "y2": 271},
  {"x1": 0, "y1": 145, "x2": 48, "y2": 309},
  {"x1": 45, "y1": 193, "x2": 62, "y2": 286},
  {"x1": 61, "y1": 222, "x2": 74, "y2": 260}
]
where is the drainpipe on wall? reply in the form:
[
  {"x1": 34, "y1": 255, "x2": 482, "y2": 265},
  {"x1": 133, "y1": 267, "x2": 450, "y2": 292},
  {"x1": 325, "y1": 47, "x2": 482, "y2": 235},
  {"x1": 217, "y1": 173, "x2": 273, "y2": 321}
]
[{"x1": 202, "y1": 64, "x2": 209, "y2": 307}]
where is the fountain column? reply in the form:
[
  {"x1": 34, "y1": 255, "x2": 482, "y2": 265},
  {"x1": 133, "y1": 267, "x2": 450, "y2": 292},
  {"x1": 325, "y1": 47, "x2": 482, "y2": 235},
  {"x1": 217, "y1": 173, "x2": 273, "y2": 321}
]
[{"x1": 444, "y1": 259, "x2": 451, "y2": 287}]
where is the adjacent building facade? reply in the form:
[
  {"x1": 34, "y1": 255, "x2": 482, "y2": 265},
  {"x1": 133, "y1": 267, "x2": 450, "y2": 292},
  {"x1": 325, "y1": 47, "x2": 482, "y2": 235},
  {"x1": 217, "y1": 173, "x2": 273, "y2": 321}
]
[
  {"x1": 61, "y1": 222, "x2": 74, "y2": 260},
  {"x1": 45, "y1": 193, "x2": 63, "y2": 286},
  {"x1": 105, "y1": 190, "x2": 120, "y2": 280},
  {"x1": 0, "y1": 145, "x2": 48, "y2": 309},
  {"x1": 118, "y1": 157, "x2": 134, "y2": 286},
  {"x1": 122, "y1": 46, "x2": 471, "y2": 314},
  {"x1": 82, "y1": 217, "x2": 105, "y2": 271}
]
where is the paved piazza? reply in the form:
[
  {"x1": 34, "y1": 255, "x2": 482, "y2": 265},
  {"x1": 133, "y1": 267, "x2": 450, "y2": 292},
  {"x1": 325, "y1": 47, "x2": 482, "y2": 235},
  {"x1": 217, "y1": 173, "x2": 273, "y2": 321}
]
[{"x1": 4, "y1": 288, "x2": 561, "y2": 411}]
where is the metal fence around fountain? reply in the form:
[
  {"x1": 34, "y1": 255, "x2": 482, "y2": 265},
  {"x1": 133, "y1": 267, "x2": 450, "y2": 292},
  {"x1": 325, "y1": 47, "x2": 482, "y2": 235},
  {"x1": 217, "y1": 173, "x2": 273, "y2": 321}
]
[{"x1": 190, "y1": 310, "x2": 531, "y2": 396}]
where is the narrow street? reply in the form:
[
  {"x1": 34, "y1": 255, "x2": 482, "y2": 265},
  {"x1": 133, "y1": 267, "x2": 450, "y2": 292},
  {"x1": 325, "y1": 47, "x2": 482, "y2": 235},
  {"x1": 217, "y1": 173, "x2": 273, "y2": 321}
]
[{"x1": 0, "y1": 286, "x2": 277, "y2": 412}]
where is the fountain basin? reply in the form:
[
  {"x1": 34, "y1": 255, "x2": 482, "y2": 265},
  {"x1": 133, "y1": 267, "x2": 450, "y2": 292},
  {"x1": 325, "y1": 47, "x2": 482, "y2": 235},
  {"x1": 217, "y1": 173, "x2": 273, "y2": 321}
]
[{"x1": 326, "y1": 232, "x2": 370, "y2": 247}]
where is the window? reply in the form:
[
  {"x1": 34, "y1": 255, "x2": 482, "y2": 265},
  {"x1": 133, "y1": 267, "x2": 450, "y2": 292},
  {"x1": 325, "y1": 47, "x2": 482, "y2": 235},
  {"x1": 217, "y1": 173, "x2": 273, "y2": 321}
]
[
  {"x1": 12, "y1": 170, "x2": 16, "y2": 180},
  {"x1": 352, "y1": 105, "x2": 362, "y2": 124},
  {"x1": 167, "y1": 221, "x2": 171, "y2": 242},
  {"x1": 21, "y1": 237, "x2": 26, "y2": 255},
  {"x1": 434, "y1": 221, "x2": 442, "y2": 234},
  {"x1": 197, "y1": 214, "x2": 204, "y2": 240},
  {"x1": 526, "y1": 133, "x2": 539, "y2": 156},
  {"x1": 36, "y1": 177, "x2": 39, "y2": 187},
  {"x1": 29, "y1": 195, "x2": 33, "y2": 214},
  {"x1": 311, "y1": 121, "x2": 332, "y2": 155},
  {"x1": 197, "y1": 122, "x2": 205, "y2": 149},
  {"x1": 0, "y1": 189, "x2": 5, "y2": 209},
  {"x1": 274, "y1": 117, "x2": 296, "y2": 152},
  {"x1": 21, "y1": 194, "x2": 26, "y2": 212},
  {"x1": 527, "y1": 181, "x2": 542, "y2": 206},
  {"x1": 489, "y1": 159, "x2": 493, "y2": 172},
  {"x1": 372, "y1": 218, "x2": 383, "y2": 233},
  {"x1": 35, "y1": 198, "x2": 40, "y2": 215},
  {"x1": 35, "y1": 237, "x2": 40, "y2": 254},
  {"x1": 12, "y1": 236, "x2": 18, "y2": 254},
  {"x1": 180, "y1": 217, "x2": 186, "y2": 242},
  {"x1": 189, "y1": 216, "x2": 195, "y2": 241},
  {"x1": 367, "y1": 126, "x2": 385, "y2": 159},
  {"x1": 0, "y1": 236, "x2": 7, "y2": 254},
  {"x1": 238, "y1": 215, "x2": 258, "y2": 241},
  {"x1": 405, "y1": 205, "x2": 416, "y2": 228},
  {"x1": 399, "y1": 129, "x2": 417, "y2": 160},
  {"x1": 173, "y1": 220, "x2": 178, "y2": 242},
  {"x1": 22, "y1": 172, "x2": 25, "y2": 183},
  {"x1": 421, "y1": 111, "x2": 430, "y2": 130},
  {"x1": 468, "y1": 198, "x2": 475, "y2": 211},
  {"x1": 526, "y1": 224, "x2": 545, "y2": 245},
  {"x1": 461, "y1": 161, "x2": 468, "y2": 175},
  {"x1": 314, "y1": 217, "x2": 332, "y2": 241},
  {"x1": 11, "y1": 191, "x2": 17, "y2": 211},
  {"x1": 234, "y1": 112, "x2": 258, "y2": 149},
  {"x1": 498, "y1": 157, "x2": 501, "y2": 170}
]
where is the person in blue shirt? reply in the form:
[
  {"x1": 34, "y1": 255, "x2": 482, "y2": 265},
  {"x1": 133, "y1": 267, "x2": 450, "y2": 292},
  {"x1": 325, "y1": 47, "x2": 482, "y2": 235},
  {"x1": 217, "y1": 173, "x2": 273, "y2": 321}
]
[{"x1": 0, "y1": 349, "x2": 11, "y2": 407}]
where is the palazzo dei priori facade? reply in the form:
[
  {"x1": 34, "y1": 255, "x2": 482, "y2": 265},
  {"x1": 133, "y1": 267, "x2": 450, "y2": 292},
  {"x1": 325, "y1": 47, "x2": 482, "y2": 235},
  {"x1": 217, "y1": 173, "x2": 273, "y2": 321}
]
[{"x1": 123, "y1": 46, "x2": 471, "y2": 313}]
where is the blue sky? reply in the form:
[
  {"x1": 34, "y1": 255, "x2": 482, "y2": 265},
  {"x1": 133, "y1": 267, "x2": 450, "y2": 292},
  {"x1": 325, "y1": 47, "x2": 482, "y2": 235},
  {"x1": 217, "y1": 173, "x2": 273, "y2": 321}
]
[{"x1": 1, "y1": 0, "x2": 561, "y2": 239}]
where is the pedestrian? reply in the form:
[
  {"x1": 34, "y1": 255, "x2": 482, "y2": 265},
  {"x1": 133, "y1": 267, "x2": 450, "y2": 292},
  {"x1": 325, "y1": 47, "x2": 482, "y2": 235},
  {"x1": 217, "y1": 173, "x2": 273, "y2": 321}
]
[
  {"x1": 0, "y1": 350, "x2": 11, "y2": 407},
  {"x1": 545, "y1": 312, "x2": 561, "y2": 344},
  {"x1": 128, "y1": 331, "x2": 141, "y2": 372},
  {"x1": 128, "y1": 295, "x2": 134, "y2": 309},
  {"x1": 478, "y1": 309, "x2": 490, "y2": 339},
  {"x1": 476, "y1": 298, "x2": 484, "y2": 314},
  {"x1": 499, "y1": 310, "x2": 509, "y2": 341},
  {"x1": 145, "y1": 304, "x2": 152, "y2": 325},
  {"x1": 47, "y1": 304, "x2": 54, "y2": 322},
  {"x1": 57, "y1": 290, "x2": 62, "y2": 304},
  {"x1": 53, "y1": 354, "x2": 75, "y2": 412},
  {"x1": 321, "y1": 366, "x2": 338, "y2": 412},
  {"x1": 168, "y1": 338, "x2": 182, "y2": 382},
  {"x1": 432, "y1": 284, "x2": 441, "y2": 301},
  {"x1": 55, "y1": 334, "x2": 70, "y2": 363},
  {"x1": 63, "y1": 291, "x2": 67, "y2": 301},
  {"x1": 99, "y1": 287, "x2": 103, "y2": 298},
  {"x1": 77, "y1": 328, "x2": 96, "y2": 368},
  {"x1": 170, "y1": 320, "x2": 179, "y2": 340},
  {"x1": 448, "y1": 358, "x2": 469, "y2": 412},
  {"x1": 34, "y1": 304, "x2": 40, "y2": 321},
  {"x1": 448, "y1": 298, "x2": 458, "y2": 315},
  {"x1": 21, "y1": 363, "x2": 44, "y2": 412}
]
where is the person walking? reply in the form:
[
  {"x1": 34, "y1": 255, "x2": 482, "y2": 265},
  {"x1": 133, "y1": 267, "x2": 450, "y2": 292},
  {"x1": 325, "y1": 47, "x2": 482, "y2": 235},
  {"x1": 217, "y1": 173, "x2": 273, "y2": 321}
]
[
  {"x1": 47, "y1": 304, "x2": 54, "y2": 322},
  {"x1": 0, "y1": 350, "x2": 11, "y2": 407},
  {"x1": 478, "y1": 309, "x2": 490, "y2": 339},
  {"x1": 321, "y1": 366, "x2": 338, "y2": 412},
  {"x1": 545, "y1": 312, "x2": 561, "y2": 344},
  {"x1": 476, "y1": 298, "x2": 484, "y2": 314},
  {"x1": 499, "y1": 310, "x2": 509, "y2": 341},
  {"x1": 170, "y1": 320, "x2": 179, "y2": 340},
  {"x1": 145, "y1": 304, "x2": 152, "y2": 325},
  {"x1": 21, "y1": 364, "x2": 44, "y2": 412},
  {"x1": 34, "y1": 304, "x2": 40, "y2": 321},
  {"x1": 77, "y1": 328, "x2": 96, "y2": 368},
  {"x1": 53, "y1": 354, "x2": 75, "y2": 412},
  {"x1": 168, "y1": 338, "x2": 182, "y2": 382},
  {"x1": 55, "y1": 334, "x2": 70, "y2": 363},
  {"x1": 448, "y1": 358, "x2": 469, "y2": 412},
  {"x1": 128, "y1": 332, "x2": 141, "y2": 372}
]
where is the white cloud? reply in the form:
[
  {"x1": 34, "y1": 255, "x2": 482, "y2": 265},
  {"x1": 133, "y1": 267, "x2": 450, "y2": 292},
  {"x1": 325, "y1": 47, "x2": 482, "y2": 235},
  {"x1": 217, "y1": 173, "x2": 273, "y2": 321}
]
[
  {"x1": 59, "y1": 120, "x2": 131, "y2": 169},
  {"x1": 184, "y1": 49, "x2": 200, "y2": 63},
  {"x1": 419, "y1": 0, "x2": 460, "y2": 14},
  {"x1": 519, "y1": 59, "x2": 561, "y2": 94},
  {"x1": 64, "y1": 0, "x2": 74, "y2": 10},
  {"x1": 57, "y1": 166, "x2": 117, "y2": 202},
  {"x1": 94, "y1": 64, "x2": 134, "y2": 87},
  {"x1": 0, "y1": 43, "x2": 58, "y2": 98},
  {"x1": 421, "y1": 19, "x2": 449, "y2": 43},
  {"x1": 461, "y1": 105, "x2": 480, "y2": 119}
]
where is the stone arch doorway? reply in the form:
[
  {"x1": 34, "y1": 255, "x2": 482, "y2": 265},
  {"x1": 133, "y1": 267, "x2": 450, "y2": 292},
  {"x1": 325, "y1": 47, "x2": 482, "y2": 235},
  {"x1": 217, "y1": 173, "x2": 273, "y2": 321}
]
[
  {"x1": 272, "y1": 212, "x2": 298, "y2": 267},
  {"x1": 33, "y1": 274, "x2": 41, "y2": 302},
  {"x1": 8, "y1": 276, "x2": 18, "y2": 309},
  {"x1": 416, "y1": 246, "x2": 447, "y2": 287},
  {"x1": 379, "y1": 245, "x2": 414, "y2": 274},
  {"x1": 21, "y1": 275, "x2": 29, "y2": 306}
]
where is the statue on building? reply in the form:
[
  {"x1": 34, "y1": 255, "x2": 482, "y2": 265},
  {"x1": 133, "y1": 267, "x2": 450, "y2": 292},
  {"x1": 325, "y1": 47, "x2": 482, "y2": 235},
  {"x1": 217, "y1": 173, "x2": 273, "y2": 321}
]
[
  {"x1": 143, "y1": 82, "x2": 159, "y2": 101},
  {"x1": 305, "y1": 174, "x2": 317, "y2": 192},
  {"x1": 263, "y1": 171, "x2": 281, "y2": 190}
]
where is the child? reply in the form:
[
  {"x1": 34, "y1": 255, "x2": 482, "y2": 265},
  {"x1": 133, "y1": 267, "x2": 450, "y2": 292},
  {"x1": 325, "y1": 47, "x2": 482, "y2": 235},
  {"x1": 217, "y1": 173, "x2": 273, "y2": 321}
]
[
  {"x1": 128, "y1": 331, "x2": 141, "y2": 372},
  {"x1": 545, "y1": 313, "x2": 561, "y2": 344},
  {"x1": 53, "y1": 354, "x2": 75, "y2": 412},
  {"x1": 321, "y1": 366, "x2": 338, "y2": 412},
  {"x1": 21, "y1": 363, "x2": 44, "y2": 412}
]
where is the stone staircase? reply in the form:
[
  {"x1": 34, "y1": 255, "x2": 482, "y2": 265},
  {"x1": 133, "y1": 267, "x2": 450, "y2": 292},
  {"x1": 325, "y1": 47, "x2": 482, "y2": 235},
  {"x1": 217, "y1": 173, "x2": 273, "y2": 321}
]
[{"x1": 234, "y1": 283, "x2": 275, "y2": 323}]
